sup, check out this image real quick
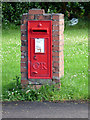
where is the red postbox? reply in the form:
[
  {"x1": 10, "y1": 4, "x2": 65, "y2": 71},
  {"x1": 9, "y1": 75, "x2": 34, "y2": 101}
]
[{"x1": 28, "y1": 21, "x2": 52, "y2": 79}]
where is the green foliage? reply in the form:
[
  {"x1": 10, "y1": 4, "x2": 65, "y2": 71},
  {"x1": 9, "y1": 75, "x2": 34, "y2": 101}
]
[
  {"x1": 2, "y1": 2, "x2": 89, "y2": 25},
  {"x1": 2, "y1": 80, "x2": 88, "y2": 101},
  {"x1": 2, "y1": 80, "x2": 58, "y2": 101}
]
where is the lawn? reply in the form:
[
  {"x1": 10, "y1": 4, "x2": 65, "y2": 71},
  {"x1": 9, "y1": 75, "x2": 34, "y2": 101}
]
[
  {"x1": 2, "y1": 19, "x2": 88, "y2": 101},
  {"x1": 2, "y1": 25, "x2": 21, "y2": 90}
]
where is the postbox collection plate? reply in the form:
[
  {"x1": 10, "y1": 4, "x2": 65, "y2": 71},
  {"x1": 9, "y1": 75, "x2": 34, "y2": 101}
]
[
  {"x1": 28, "y1": 21, "x2": 52, "y2": 79},
  {"x1": 35, "y1": 38, "x2": 45, "y2": 53}
]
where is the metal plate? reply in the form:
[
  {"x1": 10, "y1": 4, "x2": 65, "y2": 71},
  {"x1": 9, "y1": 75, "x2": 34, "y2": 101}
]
[{"x1": 35, "y1": 38, "x2": 45, "y2": 53}]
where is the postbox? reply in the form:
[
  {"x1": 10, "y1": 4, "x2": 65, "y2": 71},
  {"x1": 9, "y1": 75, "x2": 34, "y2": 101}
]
[{"x1": 28, "y1": 21, "x2": 52, "y2": 79}]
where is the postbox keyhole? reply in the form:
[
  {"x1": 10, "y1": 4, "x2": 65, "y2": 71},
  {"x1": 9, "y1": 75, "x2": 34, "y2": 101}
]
[{"x1": 34, "y1": 56, "x2": 37, "y2": 60}]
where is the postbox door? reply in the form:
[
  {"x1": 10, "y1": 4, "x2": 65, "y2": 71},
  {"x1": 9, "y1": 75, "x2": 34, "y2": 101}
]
[{"x1": 28, "y1": 21, "x2": 52, "y2": 79}]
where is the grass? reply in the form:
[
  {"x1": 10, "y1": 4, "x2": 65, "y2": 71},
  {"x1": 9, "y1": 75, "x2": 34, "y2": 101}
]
[
  {"x1": 2, "y1": 19, "x2": 88, "y2": 101},
  {"x1": 61, "y1": 20, "x2": 88, "y2": 100},
  {"x1": 2, "y1": 24, "x2": 21, "y2": 91}
]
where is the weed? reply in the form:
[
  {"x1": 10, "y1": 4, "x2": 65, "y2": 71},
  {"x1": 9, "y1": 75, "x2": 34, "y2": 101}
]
[{"x1": 13, "y1": 76, "x2": 20, "y2": 87}]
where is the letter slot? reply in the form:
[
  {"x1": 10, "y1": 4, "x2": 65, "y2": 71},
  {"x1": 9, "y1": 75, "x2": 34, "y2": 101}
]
[
  {"x1": 33, "y1": 30, "x2": 47, "y2": 32},
  {"x1": 31, "y1": 28, "x2": 48, "y2": 34}
]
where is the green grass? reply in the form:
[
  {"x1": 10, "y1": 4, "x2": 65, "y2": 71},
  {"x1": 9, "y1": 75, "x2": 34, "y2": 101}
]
[
  {"x1": 2, "y1": 24, "x2": 21, "y2": 91},
  {"x1": 61, "y1": 20, "x2": 88, "y2": 100},
  {"x1": 2, "y1": 19, "x2": 88, "y2": 101}
]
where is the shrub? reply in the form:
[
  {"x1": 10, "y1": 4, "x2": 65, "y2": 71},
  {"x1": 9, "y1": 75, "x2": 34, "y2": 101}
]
[{"x1": 2, "y1": 2, "x2": 89, "y2": 25}]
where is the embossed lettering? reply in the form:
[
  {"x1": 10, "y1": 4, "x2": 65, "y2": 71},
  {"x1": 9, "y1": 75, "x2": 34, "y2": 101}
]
[
  {"x1": 32, "y1": 62, "x2": 40, "y2": 70},
  {"x1": 32, "y1": 62, "x2": 47, "y2": 70},
  {"x1": 40, "y1": 62, "x2": 47, "y2": 70}
]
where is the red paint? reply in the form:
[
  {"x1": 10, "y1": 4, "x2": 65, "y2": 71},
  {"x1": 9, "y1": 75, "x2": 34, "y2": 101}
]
[{"x1": 28, "y1": 21, "x2": 52, "y2": 79}]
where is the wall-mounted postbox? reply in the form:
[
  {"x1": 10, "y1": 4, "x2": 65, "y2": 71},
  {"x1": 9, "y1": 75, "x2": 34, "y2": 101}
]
[{"x1": 28, "y1": 21, "x2": 52, "y2": 79}]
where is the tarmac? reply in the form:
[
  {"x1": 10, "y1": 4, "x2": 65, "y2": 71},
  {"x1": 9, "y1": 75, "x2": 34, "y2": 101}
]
[{"x1": 1, "y1": 101, "x2": 89, "y2": 119}]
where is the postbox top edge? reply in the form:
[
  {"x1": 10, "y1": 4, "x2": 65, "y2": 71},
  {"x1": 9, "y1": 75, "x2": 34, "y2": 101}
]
[{"x1": 28, "y1": 20, "x2": 52, "y2": 22}]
